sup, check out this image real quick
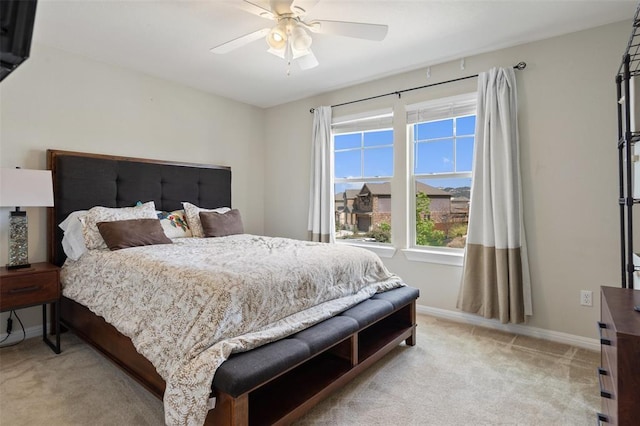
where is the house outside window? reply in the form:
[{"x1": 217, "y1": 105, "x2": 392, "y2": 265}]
[
  {"x1": 333, "y1": 110, "x2": 393, "y2": 243},
  {"x1": 407, "y1": 93, "x2": 477, "y2": 249}
]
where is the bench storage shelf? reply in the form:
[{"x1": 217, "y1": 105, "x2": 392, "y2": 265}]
[{"x1": 209, "y1": 286, "x2": 419, "y2": 425}]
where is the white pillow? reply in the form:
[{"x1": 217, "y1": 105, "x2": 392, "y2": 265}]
[
  {"x1": 80, "y1": 201, "x2": 157, "y2": 250},
  {"x1": 59, "y1": 210, "x2": 88, "y2": 261},
  {"x1": 182, "y1": 202, "x2": 231, "y2": 238}
]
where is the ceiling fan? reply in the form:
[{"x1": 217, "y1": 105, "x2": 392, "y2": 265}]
[{"x1": 210, "y1": 0, "x2": 388, "y2": 73}]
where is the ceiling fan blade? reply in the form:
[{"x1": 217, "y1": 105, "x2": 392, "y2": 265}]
[
  {"x1": 267, "y1": 47, "x2": 285, "y2": 59},
  {"x1": 297, "y1": 50, "x2": 319, "y2": 70},
  {"x1": 308, "y1": 20, "x2": 388, "y2": 41},
  {"x1": 290, "y1": 0, "x2": 319, "y2": 16},
  {"x1": 269, "y1": 0, "x2": 294, "y2": 15},
  {"x1": 210, "y1": 27, "x2": 270, "y2": 54},
  {"x1": 240, "y1": 0, "x2": 275, "y2": 19}
]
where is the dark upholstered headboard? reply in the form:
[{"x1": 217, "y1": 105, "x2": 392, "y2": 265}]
[{"x1": 47, "y1": 150, "x2": 231, "y2": 266}]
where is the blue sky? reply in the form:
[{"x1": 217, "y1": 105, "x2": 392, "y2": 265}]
[{"x1": 334, "y1": 116, "x2": 475, "y2": 193}]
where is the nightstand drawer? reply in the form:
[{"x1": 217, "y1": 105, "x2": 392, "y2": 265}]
[{"x1": 0, "y1": 270, "x2": 59, "y2": 311}]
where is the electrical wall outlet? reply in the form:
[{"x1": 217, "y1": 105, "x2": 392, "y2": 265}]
[{"x1": 580, "y1": 290, "x2": 593, "y2": 307}]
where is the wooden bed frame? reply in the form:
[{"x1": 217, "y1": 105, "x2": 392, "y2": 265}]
[{"x1": 46, "y1": 149, "x2": 417, "y2": 425}]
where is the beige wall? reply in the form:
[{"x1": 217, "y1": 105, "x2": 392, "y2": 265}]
[
  {"x1": 0, "y1": 21, "x2": 632, "y2": 341},
  {"x1": 0, "y1": 43, "x2": 265, "y2": 329},
  {"x1": 264, "y1": 21, "x2": 630, "y2": 339}
]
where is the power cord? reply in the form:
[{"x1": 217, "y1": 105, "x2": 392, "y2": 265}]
[
  {"x1": 0, "y1": 310, "x2": 26, "y2": 348},
  {"x1": 0, "y1": 311, "x2": 13, "y2": 344}
]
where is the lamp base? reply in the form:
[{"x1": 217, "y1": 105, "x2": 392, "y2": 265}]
[
  {"x1": 8, "y1": 209, "x2": 29, "y2": 269},
  {"x1": 6, "y1": 262, "x2": 31, "y2": 270}
]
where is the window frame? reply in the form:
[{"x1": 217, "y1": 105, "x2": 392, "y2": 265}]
[
  {"x1": 406, "y1": 92, "x2": 477, "y2": 255},
  {"x1": 328, "y1": 94, "x2": 477, "y2": 266},
  {"x1": 332, "y1": 110, "x2": 394, "y2": 247}
]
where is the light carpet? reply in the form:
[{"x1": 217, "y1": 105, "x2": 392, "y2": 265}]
[{"x1": 0, "y1": 314, "x2": 599, "y2": 425}]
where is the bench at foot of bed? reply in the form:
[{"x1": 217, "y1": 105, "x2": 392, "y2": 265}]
[
  {"x1": 208, "y1": 286, "x2": 419, "y2": 425},
  {"x1": 59, "y1": 286, "x2": 418, "y2": 426}
]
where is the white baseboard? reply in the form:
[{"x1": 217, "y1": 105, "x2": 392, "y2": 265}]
[
  {"x1": 417, "y1": 305, "x2": 600, "y2": 352},
  {"x1": 1, "y1": 308, "x2": 600, "y2": 352},
  {"x1": 0, "y1": 325, "x2": 42, "y2": 346}
]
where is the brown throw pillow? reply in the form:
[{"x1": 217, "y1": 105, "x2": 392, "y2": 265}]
[
  {"x1": 199, "y1": 209, "x2": 244, "y2": 237},
  {"x1": 97, "y1": 219, "x2": 172, "y2": 251}
]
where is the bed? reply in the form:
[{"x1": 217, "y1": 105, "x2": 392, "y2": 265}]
[{"x1": 46, "y1": 149, "x2": 418, "y2": 425}]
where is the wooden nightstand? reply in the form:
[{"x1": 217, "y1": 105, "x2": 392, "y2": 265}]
[{"x1": 0, "y1": 262, "x2": 61, "y2": 353}]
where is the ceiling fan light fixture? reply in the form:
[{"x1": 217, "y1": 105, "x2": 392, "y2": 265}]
[
  {"x1": 290, "y1": 25, "x2": 312, "y2": 52},
  {"x1": 267, "y1": 24, "x2": 287, "y2": 50},
  {"x1": 212, "y1": 1, "x2": 389, "y2": 74}
]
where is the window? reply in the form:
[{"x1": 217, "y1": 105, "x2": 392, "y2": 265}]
[
  {"x1": 333, "y1": 111, "x2": 393, "y2": 244},
  {"x1": 407, "y1": 93, "x2": 476, "y2": 249},
  {"x1": 329, "y1": 95, "x2": 475, "y2": 262}
]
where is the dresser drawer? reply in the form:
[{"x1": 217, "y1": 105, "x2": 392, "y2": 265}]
[
  {"x1": 600, "y1": 286, "x2": 640, "y2": 426},
  {"x1": 0, "y1": 270, "x2": 60, "y2": 311},
  {"x1": 598, "y1": 367, "x2": 616, "y2": 400},
  {"x1": 599, "y1": 397, "x2": 617, "y2": 425},
  {"x1": 601, "y1": 340, "x2": 617, "y2": 378},
  {"x1": 599, "y1": 322, "x2": 616, "y2": 347}
]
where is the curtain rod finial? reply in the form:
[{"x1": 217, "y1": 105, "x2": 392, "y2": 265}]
[
  {"x1": 514, "y1": 62, "x2": 526, "y2": 70},
  {"x1": 310, "y1": 108, "x2": 315, "y2": 113}
]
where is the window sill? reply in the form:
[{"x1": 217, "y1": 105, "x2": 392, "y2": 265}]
[
  {"x1": 402, "y1": 248, "x2": 464, "y2": 266},
  {"x1": 336, "y1": 241, "x2": 397, "y2": 258}
]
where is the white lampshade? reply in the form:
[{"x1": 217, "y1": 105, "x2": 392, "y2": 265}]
[
  {"x1": 267, "y1": 24, "x2": 287, "y2": 50},
  {"x1": 0, "y1": 168, "x2": 54, "y2": 208},
  {"x1": 290, "y1": 25, "x2": 312, "y2": 52}
]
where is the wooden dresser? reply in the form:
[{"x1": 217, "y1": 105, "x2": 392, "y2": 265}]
[{"x1": 598, "y1": 286, "x2": 640, "y2": 425}]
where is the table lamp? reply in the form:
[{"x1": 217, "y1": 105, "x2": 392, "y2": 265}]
[{"x1": 0, "y1": 168, "x2": 54, "y2": 269}]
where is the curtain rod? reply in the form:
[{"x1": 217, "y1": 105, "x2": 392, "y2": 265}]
[{"x1": 309, "y1": 61, "x2": 527, "y2": 113}]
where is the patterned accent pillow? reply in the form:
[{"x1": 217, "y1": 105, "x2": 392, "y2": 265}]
[
  {"x1": 157, "y1": 209, "x2": 192, "y2": 238},
  {"x1": 80, "y1": 201, "x2": 157, "y2": 250},
  {"x1": 182, "y1": 202, "x2": 231, "y2": 238}
]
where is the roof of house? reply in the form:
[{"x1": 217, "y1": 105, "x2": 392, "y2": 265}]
[
  {"x1": 416, "y1": 182, "x2": 451, "y2": 197},
  {"x1": 360, "y1": 182, "x2": 451, "y2": 197},
  {"x1": 336, "y1": 189, "x2": 363, "y2": 200},
  {"x1": 345, "y1": 189, "x2": 360, "y2": 199},
  {"x1": 361, "y1": 182, "x2": 391, "y2": 195},
  {"x1": 451, "y1": 196, "x2": 470, "y2": 203}
]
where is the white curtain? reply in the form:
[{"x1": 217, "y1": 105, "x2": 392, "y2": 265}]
[
  {"x1": 457, "y1": 67, "x2": 532, "y2": 324},
  {"x1": 307, "y1": 106, "x2": 335, "y2": 243}
]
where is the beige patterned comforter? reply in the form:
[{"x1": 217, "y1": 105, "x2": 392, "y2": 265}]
[{"x1": 61, "y1": 234, "x2": 405, "y2": 425}]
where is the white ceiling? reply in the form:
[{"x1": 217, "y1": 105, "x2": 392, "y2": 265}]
[{"x1": 32, "y1": 0, "x2": 637, "y2": 108}]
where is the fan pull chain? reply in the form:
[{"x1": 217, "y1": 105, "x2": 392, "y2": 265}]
[{"x1": 285, "y1": 37, "x2": 293, "y2": 76}]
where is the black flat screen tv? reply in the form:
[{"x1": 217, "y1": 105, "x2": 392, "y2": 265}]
[{"x1": 0, "y1": 0, "x2": 37, "y2": 82}]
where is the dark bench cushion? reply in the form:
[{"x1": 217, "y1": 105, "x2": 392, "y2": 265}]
[
  {"x1": 372, "y1": 286, "x2": 420, "y2": 309},
  {"x1": 212, "y1": 286, "x2": 418, "y2": 397},
  {"x1": 213, "y1": 339, "x2": 310, "y2": 397},
  {"x1": 340, "y1": 299, "x2": 394, "y2": 328},
  {"x1": 290, "y1": 316, "x2": 359, "y2": 355}
]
